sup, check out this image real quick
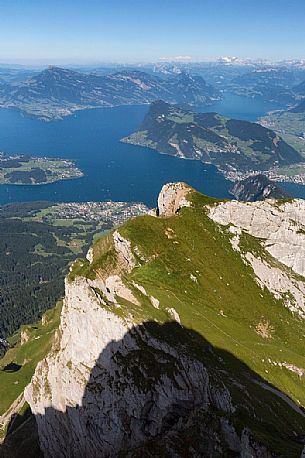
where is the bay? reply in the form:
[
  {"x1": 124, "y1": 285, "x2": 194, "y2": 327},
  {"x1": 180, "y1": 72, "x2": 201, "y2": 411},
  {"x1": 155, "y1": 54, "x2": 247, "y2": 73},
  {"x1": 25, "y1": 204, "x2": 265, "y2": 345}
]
[
  {"x1": 0, "y1": 95, "x2": 303, "y2": 207},
  {"x1": 0, "y1": 105, "x2": 230, "y2": 207}
]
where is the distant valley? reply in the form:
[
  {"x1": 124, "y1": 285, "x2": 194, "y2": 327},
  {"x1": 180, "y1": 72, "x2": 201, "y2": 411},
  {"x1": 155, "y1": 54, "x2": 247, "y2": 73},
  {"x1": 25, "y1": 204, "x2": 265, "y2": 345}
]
[
  {"x1": 0, "y1": 199, "x2": 147, "y2": 339},
  {"x1": 227, "y1": 66, "x2": 305, "y2": 104},
  {"x1": 261, "y1": 98, "x2": 305, "y2": 155}
]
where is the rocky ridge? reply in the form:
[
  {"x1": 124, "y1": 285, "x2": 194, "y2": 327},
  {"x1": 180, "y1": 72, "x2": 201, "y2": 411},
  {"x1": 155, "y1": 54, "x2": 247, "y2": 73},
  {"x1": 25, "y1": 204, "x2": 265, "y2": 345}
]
[
  {"x1": 24, "y1": 183, "x2": 305, "y2": 457},
  {"x1": 208, "y1": 198, "x2": 305, "y2": 320},
  {"x1": 208, "y1": 198, "x2": 305, "y2": 277}
]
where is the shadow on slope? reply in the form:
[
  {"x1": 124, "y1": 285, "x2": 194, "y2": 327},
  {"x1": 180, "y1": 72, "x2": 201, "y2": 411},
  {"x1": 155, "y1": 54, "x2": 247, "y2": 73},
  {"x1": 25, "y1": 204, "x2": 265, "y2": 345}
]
[{"x1": 1, "y1": 321, "x2": 305, "y2": 457}]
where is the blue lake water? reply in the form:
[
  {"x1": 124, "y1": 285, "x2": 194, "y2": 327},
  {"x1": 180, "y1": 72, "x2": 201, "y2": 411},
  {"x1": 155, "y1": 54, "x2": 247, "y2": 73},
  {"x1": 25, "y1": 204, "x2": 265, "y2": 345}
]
[
  {"x1": 0, "y1": 95, "x2": 304, "y2": 207},
  {"x1": 197, "y1": 93, "x2": 286, "y2": 121}
]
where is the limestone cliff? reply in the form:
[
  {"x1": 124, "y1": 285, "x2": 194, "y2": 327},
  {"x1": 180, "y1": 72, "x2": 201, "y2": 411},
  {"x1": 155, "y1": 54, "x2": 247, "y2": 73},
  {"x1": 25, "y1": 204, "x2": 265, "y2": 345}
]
[
  {"x1": 25, "y1": 184, "x2": 305, "y2": 457},
  {"x1": 207, "y1": 198, "x2": 305, "y2": 321},
  {"x1": 208, "y1": 199, "x2": 305, "y2": 277},
  {"x1": 157, "y1": 182, "x2": 191, "y2": 217}
]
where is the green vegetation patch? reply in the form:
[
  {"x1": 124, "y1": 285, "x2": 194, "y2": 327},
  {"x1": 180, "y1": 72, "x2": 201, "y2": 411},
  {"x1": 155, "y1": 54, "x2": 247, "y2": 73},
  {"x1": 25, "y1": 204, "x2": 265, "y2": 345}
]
[
  {"x1": 82, "y1": 190, "x2": 305, "y2": 414},
  {"x1": 0, "y1": 154, "x2": 83, "y2": 185},
  {"x1": 260, "y1": 111, "x2": 305, "y2": 155},
  {"x1": 0, "y1": 204, "x2": 98, "y2": 338},
  {"x1": 0, "y1": 300, "x2": 62, "y2": 437},
  {"x1": 123, "y1": 101, "x2": 303, "y2": 172}
]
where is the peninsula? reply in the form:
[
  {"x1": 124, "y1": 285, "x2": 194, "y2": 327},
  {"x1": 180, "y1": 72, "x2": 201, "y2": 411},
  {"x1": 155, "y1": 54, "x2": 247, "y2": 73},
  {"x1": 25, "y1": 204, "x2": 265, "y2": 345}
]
[
  {"x1": 0, "y1": 153, "x2": 83, "y2": 185},
  {"x1": 123, "y1": 100, "x2": 305, "y2": 183}
]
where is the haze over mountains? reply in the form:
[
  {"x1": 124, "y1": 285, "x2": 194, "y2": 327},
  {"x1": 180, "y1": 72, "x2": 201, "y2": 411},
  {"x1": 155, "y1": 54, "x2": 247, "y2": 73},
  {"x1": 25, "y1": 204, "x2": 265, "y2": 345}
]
[
  {"x1": 1, "y1": 59, "x2": 305, "y2": 120},
  {"x1": 0, "y1": 66, "x2": 221, "y2": 120},
  {"x1": 226, "y1": 66, "x2": 305, "y2": 104},
  {"x1": 291, "y1": 98, "x2": 305, "y2": 113}
]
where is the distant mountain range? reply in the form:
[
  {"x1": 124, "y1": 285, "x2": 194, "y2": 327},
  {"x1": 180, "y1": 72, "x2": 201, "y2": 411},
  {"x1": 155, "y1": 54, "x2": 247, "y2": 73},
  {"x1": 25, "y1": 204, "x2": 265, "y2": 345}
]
[
  {"x1": 293, "y1": 79, "x2": 305, "y2": 98},
  {"x1": 228, "y1": 67, "x2": 305, "y2": 104},
  {"x1": 1, "y1": 63, "x2": 305, "y2": 121},
  {"x1": 122, "y1": 100, "x2": 303, "y2": 175},
  {"x1": 0, "y1": 66, "x2": 221, "y2": 120},
  {"x1": 127, "y1": 61, "x2": 305, "y2": 103}
]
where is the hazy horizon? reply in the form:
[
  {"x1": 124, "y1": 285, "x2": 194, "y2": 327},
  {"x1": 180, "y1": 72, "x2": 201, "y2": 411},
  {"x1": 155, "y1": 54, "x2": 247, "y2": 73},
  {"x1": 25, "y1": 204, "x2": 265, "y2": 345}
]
[{"x1": 1, "y1": 56, "x2": 305, "y2": 69}]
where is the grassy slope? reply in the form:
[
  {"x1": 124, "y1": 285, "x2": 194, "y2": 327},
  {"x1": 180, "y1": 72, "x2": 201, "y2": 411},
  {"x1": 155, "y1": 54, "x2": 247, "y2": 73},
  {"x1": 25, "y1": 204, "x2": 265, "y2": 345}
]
[
  {"x1": 0, "y1": 301, "x2": 62, "y2": 438},
  {"x1": 123, "y1": 103, "x2": 302, "y2": 171},
  {"x1": 69, "y1": 190, "x2": 305, "y2": 455},
  {"x1": 261, "y1": 111, "x2": 305, "y2": 155},
  {"x1": 3, "y1": 188, "x2": 302, "y2": 452},
  {"x1": 121, "y1": 196, "x2": 305, "y2": 403}
]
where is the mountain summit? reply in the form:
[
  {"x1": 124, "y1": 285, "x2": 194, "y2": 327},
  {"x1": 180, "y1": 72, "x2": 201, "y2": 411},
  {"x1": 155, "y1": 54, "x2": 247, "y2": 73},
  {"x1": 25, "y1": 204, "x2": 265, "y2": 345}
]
[{"x1": 21, "y1": 183, "x2": 305, "y2": 457}]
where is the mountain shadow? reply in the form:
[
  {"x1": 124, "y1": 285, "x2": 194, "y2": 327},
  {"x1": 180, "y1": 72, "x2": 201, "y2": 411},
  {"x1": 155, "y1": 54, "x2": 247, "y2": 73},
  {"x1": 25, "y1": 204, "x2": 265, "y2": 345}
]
[{"x1": 1, "y1": 321, "x2": 305, "y2": 457}]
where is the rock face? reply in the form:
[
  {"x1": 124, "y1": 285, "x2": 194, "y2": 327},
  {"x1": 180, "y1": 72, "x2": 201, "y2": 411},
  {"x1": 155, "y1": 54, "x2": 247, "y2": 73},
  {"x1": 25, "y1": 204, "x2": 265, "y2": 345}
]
[
  {"x1": 25, "y1": 279, "x2": 208, "y2": 456},
  {"x1": 157, "y1": 182, "x2": 191, "y2": 217},
  {"x1": 24, "y1": 184, "x2": 305, "y2": 457},
  {"x1": 24, "y1": 277, "x2": 272, "y2": 458},
  {"x1": 208, "y1": 199, "x2": 305, "y2": 319},
  {"x1": 208, "y1": 199, "x2": 305, "y2": 277},
  {"x1": 230, "y1": 174, "x2": 290, "y2": 201}
]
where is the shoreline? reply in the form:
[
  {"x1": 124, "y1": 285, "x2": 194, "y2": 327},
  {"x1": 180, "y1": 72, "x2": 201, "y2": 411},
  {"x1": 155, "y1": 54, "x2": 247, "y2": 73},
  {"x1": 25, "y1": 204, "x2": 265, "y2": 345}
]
[
  {"x1": 0, "y1": 153, "x2": 84, "y2": 186},
  {"x1": 0, "y1": 98, "x2": 224, "y2": 123},
  {"x1": 123, "y1": 138, "x2": 305, "y2": 187},
  {"x1": 0, "y1": 172, "x2": 84, "y2": 187}
]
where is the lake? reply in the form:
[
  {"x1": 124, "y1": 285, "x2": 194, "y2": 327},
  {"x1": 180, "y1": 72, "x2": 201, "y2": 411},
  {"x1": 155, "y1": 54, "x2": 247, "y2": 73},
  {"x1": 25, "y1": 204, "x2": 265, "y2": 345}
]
[
  {"x1": 0, "y1": 94, "x2": 303, "y2": 207},
  {"x1": 198, "y1": 92, "x2": 285, "y2": 121}
]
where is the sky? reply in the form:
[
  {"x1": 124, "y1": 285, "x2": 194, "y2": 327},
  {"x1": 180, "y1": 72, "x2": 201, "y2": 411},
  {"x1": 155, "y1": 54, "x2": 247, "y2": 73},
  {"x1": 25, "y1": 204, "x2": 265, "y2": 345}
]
[{"x1": 0, "y1": 0, "x2": 305, "y2": 64}]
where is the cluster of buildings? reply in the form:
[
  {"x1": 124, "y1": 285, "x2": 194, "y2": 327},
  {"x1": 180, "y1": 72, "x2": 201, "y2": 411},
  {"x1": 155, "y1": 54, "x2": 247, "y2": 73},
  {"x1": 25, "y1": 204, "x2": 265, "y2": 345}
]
[{"x1": 46, "y1": 201, "x2": 148, "y2": 225}]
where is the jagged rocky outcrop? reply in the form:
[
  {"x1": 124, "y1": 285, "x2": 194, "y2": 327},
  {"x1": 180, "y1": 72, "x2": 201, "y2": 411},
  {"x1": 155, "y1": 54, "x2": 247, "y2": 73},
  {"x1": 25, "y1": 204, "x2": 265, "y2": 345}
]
[
  {"x1": 208, "y1": 198, "x2": 305, "y2": 277},
  {"x1": 25, "y1": 278, "x2": 234, "y2": 457},
  {"x1": 157, "y1": 182, "x2": 191, "y2": 216},
  {"x1": 24, "y1": 183, "x2": 305, "y2": 457},
  {"x1": 208, "y1": 199, "x2": 305, "y2": 318},
  {"x1": 24, "y1": 276, "x2": 276, "y2": 458}
]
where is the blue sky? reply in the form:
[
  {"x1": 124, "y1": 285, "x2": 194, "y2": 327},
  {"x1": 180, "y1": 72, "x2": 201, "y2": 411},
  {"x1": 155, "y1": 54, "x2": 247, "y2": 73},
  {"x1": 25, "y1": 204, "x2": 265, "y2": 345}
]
[{"x1": 0, "y1": 0, "x2": 304, "y2": 64}]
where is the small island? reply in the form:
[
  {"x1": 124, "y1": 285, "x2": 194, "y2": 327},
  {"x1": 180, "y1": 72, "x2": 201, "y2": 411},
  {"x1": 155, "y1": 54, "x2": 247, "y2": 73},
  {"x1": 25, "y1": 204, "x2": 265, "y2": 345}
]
[{"x1": 0, "y1": 153, "x2": 83, "y2": 185}]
